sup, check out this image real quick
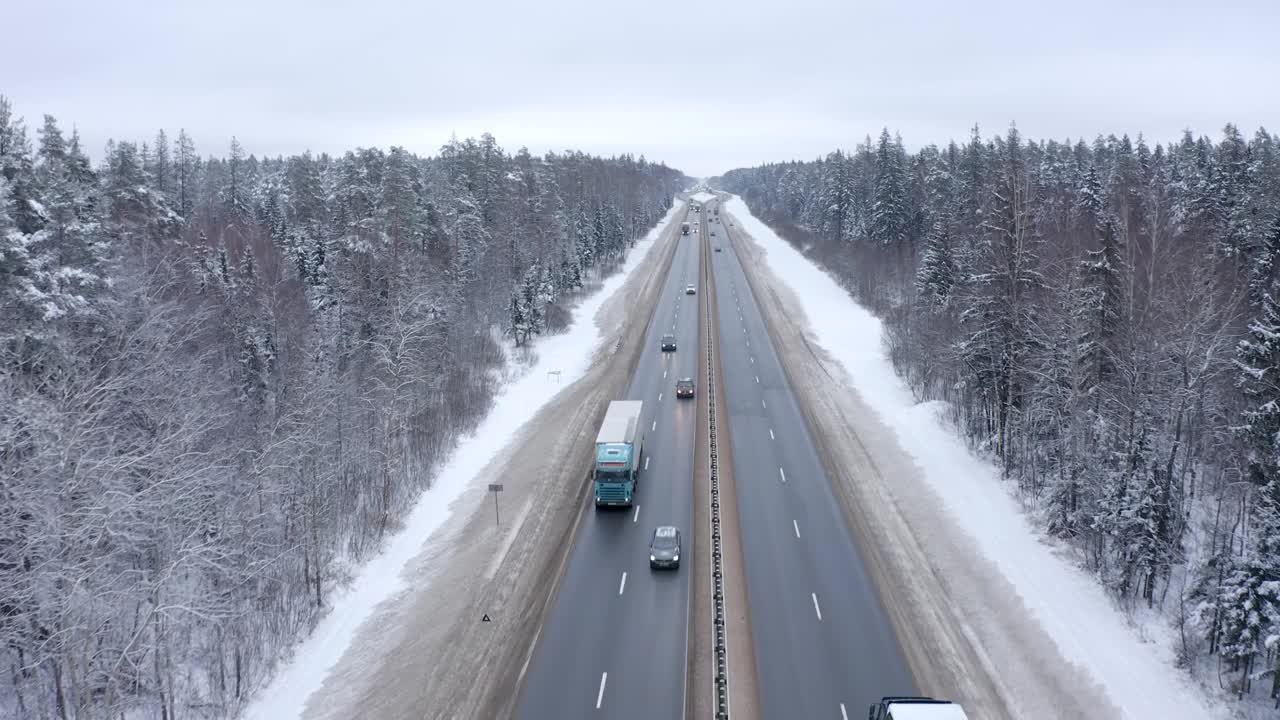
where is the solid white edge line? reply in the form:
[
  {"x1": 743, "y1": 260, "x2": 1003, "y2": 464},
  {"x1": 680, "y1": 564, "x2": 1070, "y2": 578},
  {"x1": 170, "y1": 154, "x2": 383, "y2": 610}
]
[
  {"x1": 812, "y1": 593, "x2": 822, "y2": 621},
  {"x1": 596, "y1": 672, "x2": 607, "y2": 709},
  {"x1": 633, "y1": 505, "x2": 640, "y2": 523},
  {"x1": 779, "y1": 467, "x2": 786, "y2": 483},
  {"x1": 769, "y1": 428, "x2": 775, "y2": 440},
  {"x1": 794, "y1": 520, "x2": 800, "y2": 538},
  {"x1": 619, "y1": 572, "x2": 627, "y2": 595}
]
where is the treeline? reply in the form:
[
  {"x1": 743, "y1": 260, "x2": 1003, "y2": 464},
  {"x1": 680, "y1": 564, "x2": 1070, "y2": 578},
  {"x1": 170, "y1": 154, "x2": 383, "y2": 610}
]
[
  {"x1": 0, "y1": 95, "x2": 684, "y2": 719},
  {"x1": 718, "y1": 125, "x2": 1280, "y2": 700}
]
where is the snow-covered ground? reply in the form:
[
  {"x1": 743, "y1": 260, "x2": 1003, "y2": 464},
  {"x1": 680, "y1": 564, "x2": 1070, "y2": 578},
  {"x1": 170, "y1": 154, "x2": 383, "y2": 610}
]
[
  {"x1": 242, "y1": 201, "x2": 682, "y2": 720},
  {"x1": 724, "y1": 195, "x2": 1227, "y2": 720}
]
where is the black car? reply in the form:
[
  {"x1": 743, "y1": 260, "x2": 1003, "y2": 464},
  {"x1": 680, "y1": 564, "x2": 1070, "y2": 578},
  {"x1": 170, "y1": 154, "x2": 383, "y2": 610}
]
[
  {"x1": 649, "y1": 526, "x2": 681, "y2": 569},
  {"x1": 714, "y1": 246, "x2": 722, "y2": 252},
  {"x1": 661, "y1": 334, "x2": 677, "y2": 351},
  {"x1": 675, "y1": 378, "x2": 695, "y2": 398}
]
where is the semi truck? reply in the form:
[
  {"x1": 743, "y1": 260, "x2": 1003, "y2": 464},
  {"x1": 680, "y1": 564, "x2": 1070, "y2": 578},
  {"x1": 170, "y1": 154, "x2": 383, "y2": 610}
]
[
  {"x1": 868, "y1": 697, "x2": 969, "y2": 720},
  {"x1": 594, "y1": 400, "x2": 644, "y2": 507},
  {"x1": 681, "y1": 221, "x2": 690, "y2": 235}
]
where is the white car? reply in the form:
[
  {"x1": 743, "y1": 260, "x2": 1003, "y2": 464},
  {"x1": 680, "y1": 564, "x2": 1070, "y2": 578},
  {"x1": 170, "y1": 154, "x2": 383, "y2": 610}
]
[{"x1": 685, "y1": 284, "x2": 696, "y2": 294}]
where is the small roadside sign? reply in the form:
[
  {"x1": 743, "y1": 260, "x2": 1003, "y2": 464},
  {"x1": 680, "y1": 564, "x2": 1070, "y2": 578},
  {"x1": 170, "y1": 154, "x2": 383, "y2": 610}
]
[{"x1": 488, "y1": 484, "x2": 504, "y2": 526}]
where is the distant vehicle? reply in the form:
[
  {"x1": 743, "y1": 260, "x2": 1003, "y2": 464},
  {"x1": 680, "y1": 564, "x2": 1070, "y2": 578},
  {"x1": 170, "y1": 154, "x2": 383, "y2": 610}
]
[
  {"x1": 594, "y1": 401, "x2": 645, "y2": 508},
  {"x1": 675, "y1": 378, "x2": 695, "y2": 398},
  {"x1": 868, "y1": 697, "x2": 969, "y2": 720},
  {"x1": 649, "y1": 526, "x2": 681, "y2": 569},
  {"x1": 681, "y1": 222, "x2": 690, "y2": 235},
  {"x1": 661, "y1": 334, "x2": 677, "y2": 351},
  {"x1": 715, "y1": 246, "x2": 722, "y2": 252},
  {"x1": 711, "y1": 229, "x2": 717, "y2": 236},
  {"x1": 685, "y1": 284, "x2": 696, "y2": 294}
]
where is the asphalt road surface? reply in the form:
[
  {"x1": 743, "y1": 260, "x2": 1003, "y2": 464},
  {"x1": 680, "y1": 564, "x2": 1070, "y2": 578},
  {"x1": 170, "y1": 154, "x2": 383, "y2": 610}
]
[
  {"x1": 514, "y1": 204, "x2": 702, "y2": 720},
  {"x1": 707, "y1": 203, "x2": 917, "y2": 719}
]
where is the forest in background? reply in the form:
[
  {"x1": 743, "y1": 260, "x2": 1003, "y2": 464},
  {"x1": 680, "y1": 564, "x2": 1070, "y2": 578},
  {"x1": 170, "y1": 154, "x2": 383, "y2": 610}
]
[
  {"x1": 718, "y1": 124, "x2": 1280, "y2": 704},
  {"x1": 0, "y1": 95, "x2": 685, "y2": 719}
]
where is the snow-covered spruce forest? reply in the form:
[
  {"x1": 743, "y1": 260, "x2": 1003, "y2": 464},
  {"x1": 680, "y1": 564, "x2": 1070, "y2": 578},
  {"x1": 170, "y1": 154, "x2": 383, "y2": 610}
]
[
  {"x1": 719, "y1": 125, "x2": 1280, "y2": 702},
  {"x1": 0, "y1": 96, "x2": 684, "y2": 719}
]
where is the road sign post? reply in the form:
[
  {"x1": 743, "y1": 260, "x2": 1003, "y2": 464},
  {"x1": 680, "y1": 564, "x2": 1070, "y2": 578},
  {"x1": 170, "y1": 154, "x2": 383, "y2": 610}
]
[{"x1": 488, "y1": 483, "x2": 504, "y2": 527}]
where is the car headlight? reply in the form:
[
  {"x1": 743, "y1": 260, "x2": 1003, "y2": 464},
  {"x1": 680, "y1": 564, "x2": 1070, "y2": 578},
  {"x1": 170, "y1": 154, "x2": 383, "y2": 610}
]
[
  {"x1": 672, "y1": 555, "x2": 679, "y2": 562},
  {"x1": 650, "y1": 555, "x2": 656, "y2": 562}
]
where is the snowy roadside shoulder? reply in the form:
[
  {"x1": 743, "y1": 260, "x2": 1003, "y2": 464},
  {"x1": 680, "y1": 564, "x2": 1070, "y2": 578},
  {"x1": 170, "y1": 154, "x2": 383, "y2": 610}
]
[
  {"x1": 723, "y1": 195, "x2": 1226, "y2": 720},
  {"x1": 241, "y1": 200, "x2": 683, "y2": 720}
]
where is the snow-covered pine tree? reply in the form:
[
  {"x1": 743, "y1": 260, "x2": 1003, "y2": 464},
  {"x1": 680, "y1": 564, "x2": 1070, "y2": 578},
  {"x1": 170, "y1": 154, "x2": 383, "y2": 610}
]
[
  {"x1": 174, "y1": 128, "x2": 196, "y2": 219},
  {"x1": 224, "y1": 136, "x2": 253, "y2": 222},
  {"x1": 958, "y1": 125, "x2": 1045, "y2": 464},
  {"x1": 0, "y1": 99, "x2": 42, "y2": 235},
  {"x1": 1073, "y1": 215, "x2": 1126, "y2": 399},
  {"x1": 915, "y1": 220, "x2": 957, "y2": 309},
  {"x1": 818, "y1": 150, "x2": 851, "y2": 242},
  {"x1": 150, "y1": 129, "x2": 170, "y2": 196},
  {"x1": 870, "y1": 129, "x2": 909, "y2": 247},
  {"x1": 509, "y1": 288, "x2": 529, "y2": 346}
]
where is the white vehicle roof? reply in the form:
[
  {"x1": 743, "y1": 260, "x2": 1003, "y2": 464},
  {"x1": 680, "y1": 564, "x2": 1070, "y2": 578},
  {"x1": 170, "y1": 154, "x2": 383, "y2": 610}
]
[
  {"x1": 886, "y1": 702, "x2": 970, "y2": 720},
  {"x1": 597, "y1": 401, "x2": 642, "y2": 444}
]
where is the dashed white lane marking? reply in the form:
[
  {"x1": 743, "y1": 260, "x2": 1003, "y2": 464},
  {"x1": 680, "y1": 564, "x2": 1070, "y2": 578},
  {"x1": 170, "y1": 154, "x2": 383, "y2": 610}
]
[
  {"x1": 619, "y1": 572, "x2": 627, "y2": 595},
  {"x1": 794, "y1": 520, "x2": 801, "y2": 538},
  {"x1": 779, "y1": 467, "x2": 787, "y2": 483},
  {"x1": 633, "y1": 505, "x2": 640, "y2": 522},
  {"x1": 762, "y1": 399, "x2": 767, "y2": 409},
  {"x1": 597, "y1": 672, "x2": 608, "y2": 709},
  {"x1": 769, "y1": 428, "x2": 775, "y2": 440},
  {"x1": 664, "y1": 370, "x2": 667, "y2": 378},
  {"x1": 645, "y1": 456, "x2": 650, "y2": 471},
  {"x1": 659, "y1": 393, "x2": 663, "y2": 401},
  {"x1": 841, "y1": 703, "x2": 849, "y2": 720},
  {"x1": 751, "y1": 356, "x2": 755, "y2": 364},
  {"x1": 755, "y1": 375, "x2": 759, "y2": 383},
  {"x1": 812, "y1": 593, "x2": 823, "y2": 621},
  {"x1": 651, "y1": 420, "x2": 657, "y2": 431}
]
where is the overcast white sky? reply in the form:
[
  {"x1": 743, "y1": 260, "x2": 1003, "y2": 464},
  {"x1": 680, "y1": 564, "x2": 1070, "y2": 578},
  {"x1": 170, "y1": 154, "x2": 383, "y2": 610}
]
[{"x1": 4, "y1": 0, "x2": 1278, "y2": 177}]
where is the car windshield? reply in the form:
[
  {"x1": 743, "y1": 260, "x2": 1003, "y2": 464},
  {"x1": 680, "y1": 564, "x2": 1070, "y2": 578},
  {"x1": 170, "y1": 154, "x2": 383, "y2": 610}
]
[
  {"x1": 663, "y1": 335, "x2": 674, "y2": 341},
  {"x1": 652, "y1": 533, "x2": 677, "y2": 551},
  {"x1": 678, "y1": 379, "x2": 692, "y2": 387}
]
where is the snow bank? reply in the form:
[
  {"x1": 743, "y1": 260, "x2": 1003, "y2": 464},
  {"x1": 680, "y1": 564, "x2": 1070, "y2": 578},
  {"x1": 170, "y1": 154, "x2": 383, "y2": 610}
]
[
  {"x1": 243, "y1": 201, "x2": 682, "y2": 720},
  {"x1": 723, "y1": 196, "x2": 1224, "y2": 720}
]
